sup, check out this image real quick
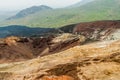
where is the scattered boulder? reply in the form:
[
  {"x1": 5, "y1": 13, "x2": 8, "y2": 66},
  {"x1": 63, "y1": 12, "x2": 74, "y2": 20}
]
[{"x1": 4, "y1": 36, "x2": 20, "y2": 46}]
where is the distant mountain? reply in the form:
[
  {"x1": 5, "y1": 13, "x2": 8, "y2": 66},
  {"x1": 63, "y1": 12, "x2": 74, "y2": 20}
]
[
  {"x1": 69, "y1": 0, "x2": 94, "y2": 8},
  {"x1": 0, "y1": 25, "x2": 58, "y2": 38},
  {"x1": 7, "y1": 5, "x2": 52, "y2": 20},
  {"x1": 1, "y1": 0, "x2": 120, "y2": 28}
]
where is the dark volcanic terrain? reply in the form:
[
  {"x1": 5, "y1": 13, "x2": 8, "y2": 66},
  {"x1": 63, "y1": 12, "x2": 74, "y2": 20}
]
[{"x1": 0, "y1": 20, "x2": 120, "y2": 80}]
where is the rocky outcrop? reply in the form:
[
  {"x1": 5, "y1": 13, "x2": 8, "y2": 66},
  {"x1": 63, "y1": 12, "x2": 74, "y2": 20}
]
[
  {"x1": 0, "y1": 33, "x2": 86, "y2": 63},
  {"x1": 60, "y1": 20, "x2": 120, "y2": 41},
  {"x1": 73, "y1": 20, "x2": 120, "y2": 40}
]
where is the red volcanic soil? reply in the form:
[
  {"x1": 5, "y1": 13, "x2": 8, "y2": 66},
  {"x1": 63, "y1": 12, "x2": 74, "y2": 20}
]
[
  {"x1": 60, "y1": 20, "x2": 120, "y2": 37},
  {"x1": 73, "y1": 20, "x2": 120, "y2": 40},
  {"x1": 73, "y1": 20, "x2": 120, "y2": 33}
]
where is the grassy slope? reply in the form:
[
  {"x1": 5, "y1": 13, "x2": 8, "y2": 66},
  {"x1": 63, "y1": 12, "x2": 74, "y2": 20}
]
[{"x1": 0, "y1": 0, "x2": 120, "y2": 28}]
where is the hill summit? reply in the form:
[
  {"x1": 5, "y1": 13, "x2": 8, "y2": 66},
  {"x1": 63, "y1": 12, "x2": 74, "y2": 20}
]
[{"x1": 7, "y1": 5, "x2": 52, "y2": 20}]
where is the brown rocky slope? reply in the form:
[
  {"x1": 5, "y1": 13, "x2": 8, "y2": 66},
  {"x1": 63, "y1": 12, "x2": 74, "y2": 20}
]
[
  {"x1": 0, "y1": 39, "x2": 120, "y2": 80},
  {"x1": 1, "y1": 20, "x2": 120, "y2": 63},
  {"x1": 0, "y1": 34, "x2": 85, "y2": 63}
]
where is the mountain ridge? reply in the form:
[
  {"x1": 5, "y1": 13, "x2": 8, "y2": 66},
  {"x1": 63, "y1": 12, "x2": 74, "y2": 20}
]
[{"x1": 7, "y1": 5, "x2": 52, "y2": 20}]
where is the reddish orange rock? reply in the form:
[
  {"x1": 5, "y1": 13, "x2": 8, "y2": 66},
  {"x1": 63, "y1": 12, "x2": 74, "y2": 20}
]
[{"x1": 42, "y1": 75, "x2": 74, "y2": 80}]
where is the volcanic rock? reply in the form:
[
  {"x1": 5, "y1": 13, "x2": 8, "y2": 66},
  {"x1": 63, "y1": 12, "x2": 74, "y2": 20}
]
[
  {"x1": 60, "y1": 20, "x2": 120, "y2": 40},
  {"x1": 0, "y1": 40, "x2": 120, "y2": 80},
  {"x1": 0, "y1": 33, "x2": 85, "y2": 63}
]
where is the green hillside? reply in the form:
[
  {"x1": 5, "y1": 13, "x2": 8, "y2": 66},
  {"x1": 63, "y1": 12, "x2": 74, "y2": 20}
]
[{"x1": 0, "y1": 0, "x2": 120, "y2": 28}]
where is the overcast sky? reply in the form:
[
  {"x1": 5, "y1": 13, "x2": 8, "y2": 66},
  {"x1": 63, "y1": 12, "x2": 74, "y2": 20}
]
[{"x1": 0, "y1": 0, "x2": 82, "y2": 11}]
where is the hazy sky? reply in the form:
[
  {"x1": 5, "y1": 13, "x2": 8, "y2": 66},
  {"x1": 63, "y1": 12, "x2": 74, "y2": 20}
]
[{"x1": 0, "y1": 0, "x2": 82, "y2": 11}]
